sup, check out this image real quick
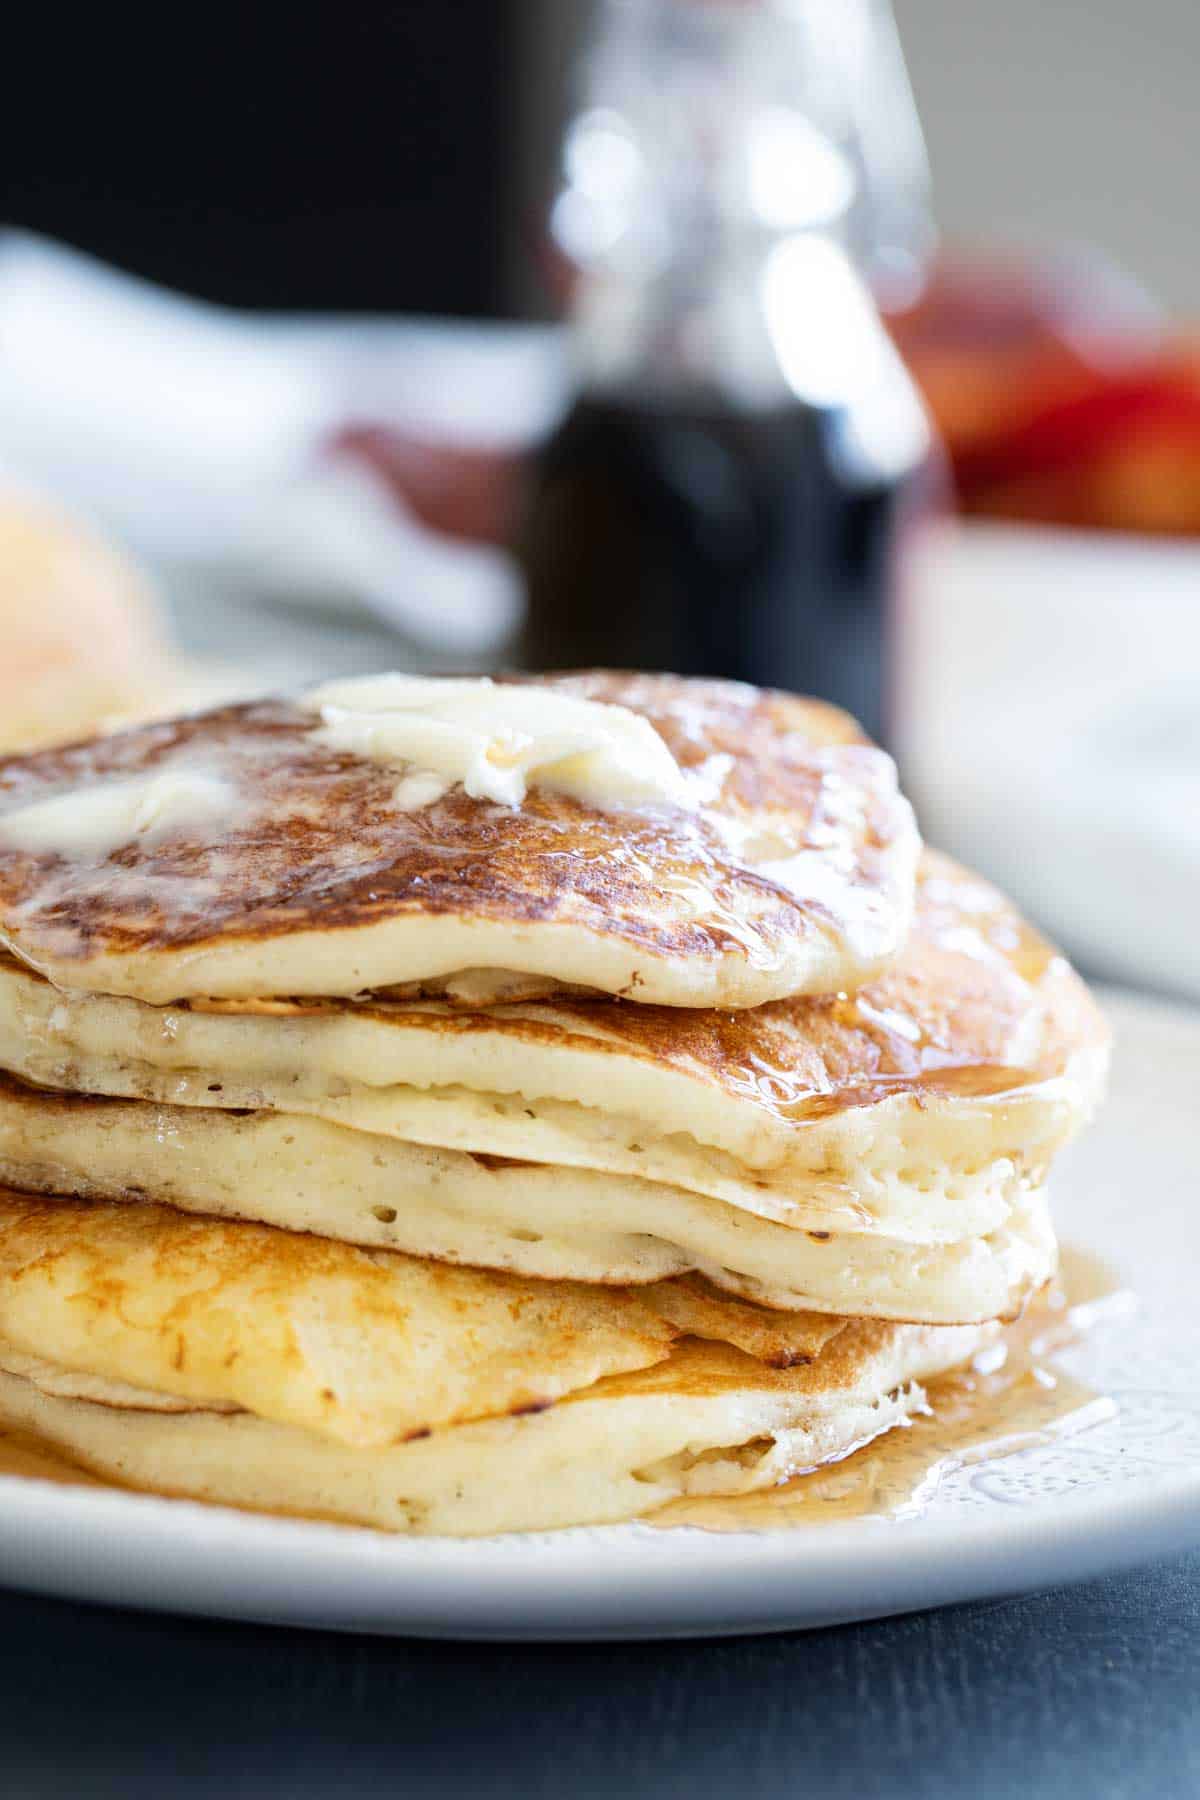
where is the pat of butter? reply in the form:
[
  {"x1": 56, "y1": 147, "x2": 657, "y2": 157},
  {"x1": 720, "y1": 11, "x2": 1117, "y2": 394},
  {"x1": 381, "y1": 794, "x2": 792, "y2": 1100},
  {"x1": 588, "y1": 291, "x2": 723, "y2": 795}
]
[
  {"x1": 0, "y1": 770, "x2": 236, "y2": 860},
  {"x1": 306, "y1": 675, "x2": 691, "y2": 812}
]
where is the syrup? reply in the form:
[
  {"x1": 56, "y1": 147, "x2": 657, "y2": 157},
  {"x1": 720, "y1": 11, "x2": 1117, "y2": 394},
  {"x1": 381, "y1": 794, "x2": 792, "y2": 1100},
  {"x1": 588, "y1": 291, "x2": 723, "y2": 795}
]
[
  {"x1": 651, "y1": 1246, "x2": 1129, "y2": 1532},
  {"x1": 515, "y1": 395, "x2": 929, "y2": 745}
]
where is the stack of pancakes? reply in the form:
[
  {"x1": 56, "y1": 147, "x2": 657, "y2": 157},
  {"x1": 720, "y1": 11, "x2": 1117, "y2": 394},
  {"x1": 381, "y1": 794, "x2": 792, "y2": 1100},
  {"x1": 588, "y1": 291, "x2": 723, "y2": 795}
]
[{"x1": 0, "y1": 672, "x2": 1107, "y2": 1535}]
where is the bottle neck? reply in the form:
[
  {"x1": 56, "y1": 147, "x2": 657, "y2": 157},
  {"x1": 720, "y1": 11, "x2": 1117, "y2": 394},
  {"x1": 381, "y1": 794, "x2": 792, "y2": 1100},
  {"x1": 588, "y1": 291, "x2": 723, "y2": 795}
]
[
  {"x1": 569, "y1": 227, "x2": 845, "y2": 408},
  {"x1": 553, "y1": 0, "x2": 932, "y2": 406}
]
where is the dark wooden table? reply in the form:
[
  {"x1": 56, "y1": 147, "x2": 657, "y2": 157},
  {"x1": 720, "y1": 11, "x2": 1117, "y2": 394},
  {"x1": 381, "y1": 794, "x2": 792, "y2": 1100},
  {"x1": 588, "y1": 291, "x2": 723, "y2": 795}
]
[{"x1": 2, "y1": 1551, "x2": 1197, "y2": 1798}]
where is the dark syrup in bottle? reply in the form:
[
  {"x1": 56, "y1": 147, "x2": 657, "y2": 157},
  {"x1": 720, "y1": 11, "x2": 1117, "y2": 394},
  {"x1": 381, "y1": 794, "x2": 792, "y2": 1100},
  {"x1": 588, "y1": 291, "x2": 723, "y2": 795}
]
[
  {"x1": 514, "y1": 0, "x2": 938, "y2": 744},
  {"x1": 517, "y1": 389, "x2": 925, "y2": 744}
]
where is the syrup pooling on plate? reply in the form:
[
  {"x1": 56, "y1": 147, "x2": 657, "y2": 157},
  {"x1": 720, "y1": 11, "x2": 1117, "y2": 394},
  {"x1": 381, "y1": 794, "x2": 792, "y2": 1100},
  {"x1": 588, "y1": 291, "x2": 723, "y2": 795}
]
[
  {"x1": 651, "y1": 1247, "x2": 1130, "y2": 1532},
  {"x1": 650, "y1": 1362, "x2": 1108, "y2": 1531}
]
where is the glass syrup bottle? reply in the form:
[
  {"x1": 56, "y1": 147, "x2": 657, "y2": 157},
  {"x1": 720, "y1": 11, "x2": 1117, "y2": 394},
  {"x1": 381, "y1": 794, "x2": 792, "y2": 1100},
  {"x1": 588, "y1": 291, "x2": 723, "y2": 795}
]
[{"x1": 515, "y1": 0, "x2": 937, "y2": 744}]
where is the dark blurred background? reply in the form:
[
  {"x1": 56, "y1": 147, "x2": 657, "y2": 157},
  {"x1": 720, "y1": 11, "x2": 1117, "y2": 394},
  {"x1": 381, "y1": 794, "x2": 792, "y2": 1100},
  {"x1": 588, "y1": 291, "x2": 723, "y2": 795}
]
[
  {"x1": 4, "y1": 1, "x2": 1195, "y2": 320},
  {"x1": 0, "y1": 6, "x2": 519, "y2": 316}
]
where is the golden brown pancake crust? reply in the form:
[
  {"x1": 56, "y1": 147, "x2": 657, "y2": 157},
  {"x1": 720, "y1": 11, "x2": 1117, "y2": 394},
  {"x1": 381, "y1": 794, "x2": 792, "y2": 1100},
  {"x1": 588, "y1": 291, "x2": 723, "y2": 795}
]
[
  {"x1": 0, "y1": 1186, "x2": 919, "y2": 1438},
  {"x1": 0, "y1": 672, "x2": 914, "y2": 997},
  {"x1": 167, "y1": 851, "x2": 1107, "y2": 1123}
]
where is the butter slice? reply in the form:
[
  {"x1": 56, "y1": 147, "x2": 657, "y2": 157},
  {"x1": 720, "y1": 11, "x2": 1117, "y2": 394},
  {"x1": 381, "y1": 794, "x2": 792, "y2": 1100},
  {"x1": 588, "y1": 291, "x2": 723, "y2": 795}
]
[
  {"x1": 306, "y1": 675, "x2": 691, "y2": 812},
  {"x1": 0, "y1": 770, "x2": 235, "y2": 860}
]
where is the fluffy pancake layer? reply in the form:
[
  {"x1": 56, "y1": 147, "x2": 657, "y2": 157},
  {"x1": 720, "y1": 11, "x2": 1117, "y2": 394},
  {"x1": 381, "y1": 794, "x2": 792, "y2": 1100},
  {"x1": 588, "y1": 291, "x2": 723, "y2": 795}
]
[
  {"x1": 0, "y1": 1072, "x2": 1056, "y2": 1321},
  {"x1": 0, "y1": 673, "x2": 918, "y2": 1009},
  {"x1": 0, "y1": 1188, "x2": 991, "y2": 1535},
  {"x1": 0, "y1": 854, "x2": 1106, "y2": 1322}
]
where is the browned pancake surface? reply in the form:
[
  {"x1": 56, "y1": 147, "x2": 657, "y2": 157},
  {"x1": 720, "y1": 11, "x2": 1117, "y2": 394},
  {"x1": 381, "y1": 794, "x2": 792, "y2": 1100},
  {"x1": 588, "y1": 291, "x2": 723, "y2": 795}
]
[
  {"x1": 521, "y1": 854, "x2": 1105, "y2": 1114},
  {"x1": 0, "y1": 673, "x2": 912, "y2": 996},
  {"x1": 199, "y1": 850, "x2": 1105, "y2": 1121},
  {"x1": 0, "y1": 1187, "x2": 930, "y2": 1445}
]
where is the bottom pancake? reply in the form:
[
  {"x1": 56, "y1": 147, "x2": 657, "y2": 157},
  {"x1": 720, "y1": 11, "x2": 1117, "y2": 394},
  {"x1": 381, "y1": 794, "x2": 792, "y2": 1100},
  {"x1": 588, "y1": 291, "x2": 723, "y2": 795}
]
[{"x1": 0, "y1": 1326, "x2": 988, "y2": 1537}]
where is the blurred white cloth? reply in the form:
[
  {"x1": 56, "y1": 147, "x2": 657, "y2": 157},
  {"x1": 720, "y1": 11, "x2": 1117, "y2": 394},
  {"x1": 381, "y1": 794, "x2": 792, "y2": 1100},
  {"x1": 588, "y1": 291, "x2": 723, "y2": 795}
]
[{"x1": 0, "y1": 231, "x2": 568, "y2": 657}]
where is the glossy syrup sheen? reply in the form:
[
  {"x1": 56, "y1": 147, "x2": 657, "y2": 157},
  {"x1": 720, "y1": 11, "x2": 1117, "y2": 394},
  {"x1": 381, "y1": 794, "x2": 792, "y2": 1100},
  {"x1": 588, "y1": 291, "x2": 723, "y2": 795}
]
[
  {"x1": 651, "y1": 1247, "x2": 1128, "y2": 1533},
  {"x1": 370, "y1": 850, "x2": 1106, "y2": 1123}
]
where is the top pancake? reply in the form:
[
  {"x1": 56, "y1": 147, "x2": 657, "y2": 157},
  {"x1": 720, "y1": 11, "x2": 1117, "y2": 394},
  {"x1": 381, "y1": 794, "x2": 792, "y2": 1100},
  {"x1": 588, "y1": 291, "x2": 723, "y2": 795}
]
[{"x1": 0, "y1": 671, "x2": 919, "y2": 1007}]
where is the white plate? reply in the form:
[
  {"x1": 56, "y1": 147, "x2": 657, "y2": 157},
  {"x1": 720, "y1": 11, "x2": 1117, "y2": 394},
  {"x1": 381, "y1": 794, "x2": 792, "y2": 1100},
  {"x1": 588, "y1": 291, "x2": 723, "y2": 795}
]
[{"x1": 0, "y1": 988, "x2": 1196, "y2": 1640}]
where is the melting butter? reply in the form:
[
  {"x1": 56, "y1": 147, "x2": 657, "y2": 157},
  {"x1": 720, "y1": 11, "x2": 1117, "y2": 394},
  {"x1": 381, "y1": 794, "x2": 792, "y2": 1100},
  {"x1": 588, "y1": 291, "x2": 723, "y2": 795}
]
[
  {"x1": 0, "y1": 770, "x2": 236, "y2": 860},
  {"x1": 305, "y1": 674, "x2": 691, "y2": 812}
]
